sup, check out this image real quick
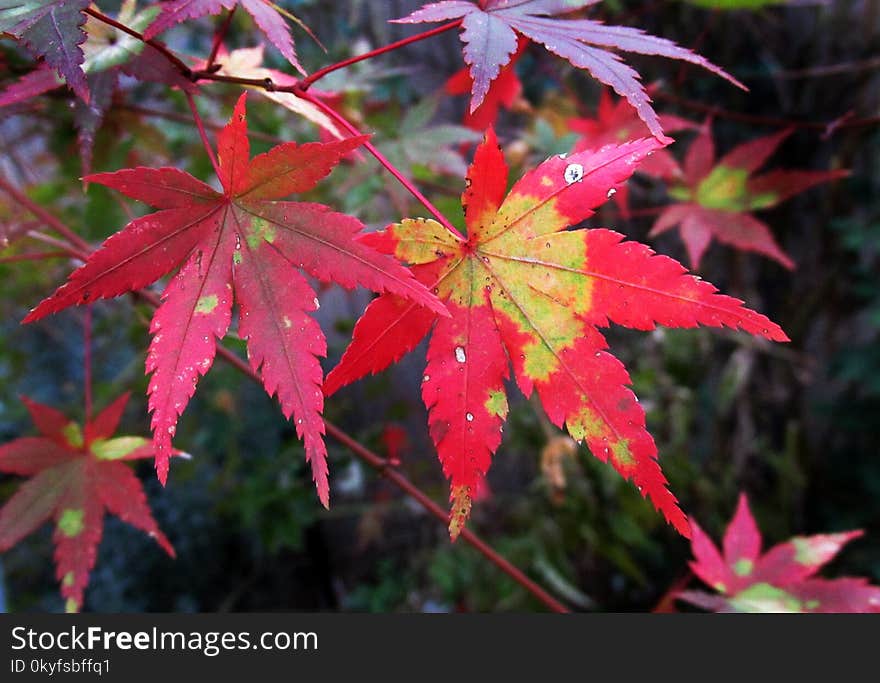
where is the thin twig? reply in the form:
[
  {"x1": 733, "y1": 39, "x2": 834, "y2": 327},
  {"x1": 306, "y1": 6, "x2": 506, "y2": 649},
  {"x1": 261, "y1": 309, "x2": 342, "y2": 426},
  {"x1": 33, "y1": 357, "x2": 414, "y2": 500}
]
[
  {"x1": 0, "y1": 250, "x2": 69, "y2": 263},
  {"x1": 298, "y1": 21, "x2": 462, "y2": 91},
  {"x1": 297, "y1": 90, "x2": 466, "y2": 240},
  {"x1": 86, "y1": 8, "x2": 467, "y2": 240},
  {"x1": 0, "y1": 176, "x2": 92, "y2": 252},
  {"x1": 655, "y1": 91, "x2": 880, "y2": 133},
  {"x1": 186, "y1": 92, "x2": 222, "y2": 179},
  {"x1": 120, "y1": 104, "x2": 287, "y2": 145},
  {"x1": 206, "y1": 7, "x2": 237, "y2": 71}
]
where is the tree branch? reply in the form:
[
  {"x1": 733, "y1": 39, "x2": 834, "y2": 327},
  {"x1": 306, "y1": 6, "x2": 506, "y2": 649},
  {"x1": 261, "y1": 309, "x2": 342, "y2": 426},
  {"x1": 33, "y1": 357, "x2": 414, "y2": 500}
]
[{"x1": 298, "y1": 21, "x2": 462, "y2": 91}]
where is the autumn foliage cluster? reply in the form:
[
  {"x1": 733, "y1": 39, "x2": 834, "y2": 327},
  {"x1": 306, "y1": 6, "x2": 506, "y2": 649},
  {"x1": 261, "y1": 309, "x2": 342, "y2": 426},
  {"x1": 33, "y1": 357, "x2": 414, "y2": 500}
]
[{"x1": 0, "y1": 1, "x2": 877, "y2": 613}]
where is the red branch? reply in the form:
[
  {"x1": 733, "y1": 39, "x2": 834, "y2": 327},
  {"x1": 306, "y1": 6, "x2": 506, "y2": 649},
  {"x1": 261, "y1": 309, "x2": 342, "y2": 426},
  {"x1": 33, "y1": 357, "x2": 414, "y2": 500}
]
[
  {"x1": 206, "y1": 6, "x2": 237, "y2": 71},
  {"x1": 186, "y1": 92, "x2": 222, "y2": 179},
  {"x1": 0, "y1": 176, "x2": 91, "y2": 253},
  {"x1": 296, "y1": 90, "x2": 466, "y2": 240},
  {"x1": 298, "y1": 21, "x2": 462, "y2": 90},
  {"x1": 0, "y1": 250, "x2": 70, "y2": 263}
]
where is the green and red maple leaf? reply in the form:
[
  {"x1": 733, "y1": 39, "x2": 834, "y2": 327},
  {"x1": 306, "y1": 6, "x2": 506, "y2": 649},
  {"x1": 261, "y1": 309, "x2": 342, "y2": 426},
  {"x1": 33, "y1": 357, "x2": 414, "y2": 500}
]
[
  {"x1": 23, "y1": 93, "x2": 445, "y2": 505},
  {"x1": 652, "y1": 123, "x2": 849, "y2": 269},
  {"x1": 0, "y1": 394, "x2": 174, "y2": 613},
  {"x1": 680, "y1": 494, "x2": 880, "y2": 613},
  {"x1": 395, "y1": 0, "x2": 744, "y2": 139},
  {"x1": 325, "y1": 128, "x2": 787, "y2": 538}
]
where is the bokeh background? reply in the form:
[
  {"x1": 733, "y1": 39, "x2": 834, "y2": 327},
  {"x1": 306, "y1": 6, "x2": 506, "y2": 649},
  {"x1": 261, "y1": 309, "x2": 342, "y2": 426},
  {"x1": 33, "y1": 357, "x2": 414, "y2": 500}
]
[{"x1": 0, "y1": 0, "x2": 878, "y2": 612}]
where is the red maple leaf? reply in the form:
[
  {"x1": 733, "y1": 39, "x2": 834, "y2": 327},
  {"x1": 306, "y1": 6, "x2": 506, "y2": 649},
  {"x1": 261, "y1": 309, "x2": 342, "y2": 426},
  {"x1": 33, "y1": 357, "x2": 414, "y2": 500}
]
[
  {"x1": 568, "y1": 89, "x2": 696, "y2": 216},
  {"x1": 325, "y1": 128, "x2": 787, "y2": 539},
  {"x1": 0, "y1": 394, "x2": 174, "y2": 613},
  {"x1": 395, "y1": 0, "x2": 744, "y2": 139},
  {"x1": 445, "y1": 37, "x2": 527, "y2": 130},
  {"x1": 144, "y1": 0, "x2": 308, "y2": 74},
  {"x1": 651, "y1": 122, "x2": 849, "y2": 269},
  {"x1": 23, "y1": 93, "x2": 445, "y2": 505},
  {"x1": 680, "y1": 494, "x2": 880, "y2": 613}
]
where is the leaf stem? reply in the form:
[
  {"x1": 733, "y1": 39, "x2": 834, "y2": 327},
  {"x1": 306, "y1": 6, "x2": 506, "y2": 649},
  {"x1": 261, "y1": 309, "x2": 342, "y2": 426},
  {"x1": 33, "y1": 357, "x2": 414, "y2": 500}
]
[
  {"x1": 297, "y1": 90, "x2": 466, "y2": 240},
  {"x1": 206, "y1": 7, "x2": 237, "y2": 71},
  {"x1": 0, "y1": 176, "x2": 92, "y2": 252},
  {"x1": 0, "y1": 250, "x2": 69, "y2": 263},
  {"x1": 185, "y1": 92, "x2": 222, "y2": 180},
  {"x1": 298, "y1": 20, "x2": 462, "y2": 91}
]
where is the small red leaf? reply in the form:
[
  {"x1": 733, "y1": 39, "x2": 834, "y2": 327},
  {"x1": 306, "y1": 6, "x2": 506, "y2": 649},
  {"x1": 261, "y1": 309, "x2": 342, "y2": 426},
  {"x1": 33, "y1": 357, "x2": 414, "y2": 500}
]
[
  {"x1": 684, "y1": 495, "x2": 880, "y2": 613},
  {"x1": 0, "y1": 397, "x2": 173, "y2": 612}
]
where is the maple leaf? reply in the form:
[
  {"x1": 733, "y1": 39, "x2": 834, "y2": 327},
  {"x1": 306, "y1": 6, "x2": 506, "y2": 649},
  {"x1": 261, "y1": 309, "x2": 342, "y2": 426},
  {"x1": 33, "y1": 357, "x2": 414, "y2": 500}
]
[
  {"x1": 23, "y1": 93, "x2": 446, "y2": 504},
  {"x1": 394, "y1": 0, "x2": 744, "y2": 139},
  {"x1": 568, "y1": 89, "x2": 695, "y2": 216},
  {"x1": 680, "y1": 494, "x2": 880, "y2": 613},
  {"x1": 0, "y1": 394, "x2": 174, "y2": 613},
  {"x1": 0, "y1": 0, "x2": 91, "y2": 102},
  {"x1": 569, "y1": 89, "x2": 694, "y2": 179},
  {"x1": 445, "y1": 36, "x2": 527, "y2": 131},
  {"x1": 651, "y1": 123, "x2": 849, "y2": 269},
  {"x1": 143, "y1": 0, "x2": 308, "y2": 74},
  {"x1": 325, "y1": 128, "x2": 787, "y2": 539}
]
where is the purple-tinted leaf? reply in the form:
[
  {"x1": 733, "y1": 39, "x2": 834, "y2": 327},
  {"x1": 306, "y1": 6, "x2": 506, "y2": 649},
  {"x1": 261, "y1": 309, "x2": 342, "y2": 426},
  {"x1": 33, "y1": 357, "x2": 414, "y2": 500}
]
[
  {"x1": 75, "y1": 71, "x2": 117, "y2": 175},
  {"x1": 395, "y1": 0, "x2": 742, "y2": 137},
  {"x1": 393, "y1": 1, "x2": 474, "y2": 23},
  {"x1": 461, "y1": 11, "x2": 520, "y2": 112},
  {"x1": 0, "y1": 65, "x2": 62, "y2": 107},
  {"x1": 0, "y1": 0, "x2": 92, "y2": 102}
]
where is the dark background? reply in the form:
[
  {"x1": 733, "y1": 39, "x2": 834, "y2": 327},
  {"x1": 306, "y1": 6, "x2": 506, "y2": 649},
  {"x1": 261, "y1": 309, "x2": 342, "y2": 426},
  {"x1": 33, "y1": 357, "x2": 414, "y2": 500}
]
[{"x1": 0, "y1": 0, "x2": 878, "y2": 612}]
